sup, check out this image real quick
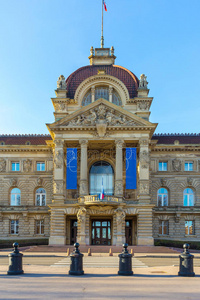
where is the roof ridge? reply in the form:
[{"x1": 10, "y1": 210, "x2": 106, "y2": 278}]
[
  {"x1": 0, "y1": 134, "x2": 51, "y2": 137},
  {"x1": 153, "y1": 133, "x2": 200, "y2": 136}
]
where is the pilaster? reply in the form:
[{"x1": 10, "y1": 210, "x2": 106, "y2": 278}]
[
  {"x1": 53, "y1": 139, "x2": 65, "y2": 205},
  {"x1": 79, "y1": 140, "x2": 89, "y2": 196},
  {"x1": 115, "y1": 140, "x2": 124, "y2": 197},
  {"x1": 138, "y1": 138, "x2": 150, "y2": 203}
]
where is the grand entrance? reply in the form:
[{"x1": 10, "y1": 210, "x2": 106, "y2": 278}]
[{"x1": 91, "y1": 219, "x2": 111, "y2": 245}]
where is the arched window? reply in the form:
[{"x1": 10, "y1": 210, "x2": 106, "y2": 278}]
[
  {"x1": 82, "y1": 86, "x2": 122, "y2": 106},
  {"x1": 90, "y1": 161, "x2": 114, "y2": 196},
  {"x1": 11, "y1": 188, "x2": 21, "y2": 206},
  {"x1": 35, "y1": 188, "x2": 46, "y2": 206},
  {"x1": 157, "y1": 188, "x2": 168, "y2": 206},
  {"x1": 183, "y1": 188, "x2": 194, "y2": 206}
]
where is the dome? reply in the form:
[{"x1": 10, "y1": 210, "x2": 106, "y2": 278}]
[{"x1": 66, "y1": 65, "x2": 139, "y2": 99}]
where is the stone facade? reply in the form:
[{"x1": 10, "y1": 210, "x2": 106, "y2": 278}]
[{"x1": 0, "y1": 47, "x2": 200, "y2": 246}]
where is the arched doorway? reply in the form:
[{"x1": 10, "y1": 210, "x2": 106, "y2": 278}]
[{"x1": 89, "y1": 161, "x2": 114, "y2": 196}]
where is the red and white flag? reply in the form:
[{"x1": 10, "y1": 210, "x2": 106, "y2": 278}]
[{"x1": 103, "y1": 0, "x2": 107, "y2": 12}]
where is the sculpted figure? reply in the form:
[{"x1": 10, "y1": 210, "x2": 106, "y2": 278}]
[
  {"x1": 77, "y1": 207, "x2": 87, "y2": 223},
  {"x1": 54, "y1": 150, "x2": 63, "y2": 169},
  {"x1": 139, "y1": 74, "x2": 148, "y2": 88},
  {"x1": 23, "y1": 159, "x2": 32, "y2": 172},
  {"x1": 115, "y1": 208, "x2": 126, "y2": 225},
  {"x1": 172, "y1": 159, "x2": 181, "y2": 171},
  {"x1": 0, "y1": 159, "x2": 6, "y2": 172}
]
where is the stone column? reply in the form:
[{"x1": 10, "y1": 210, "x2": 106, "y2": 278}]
[
  {"x1": 114, "y1": 140, "x2": 124, "y2": 197},
  {"x1": 53, "y1": 139, "x2": 65, "y2": 205},
  {"x1": 109, "y1": 86, "x2": 113, "y2": 102},
  {"x1": 79, "y1": 140, "x2": 89, "y2": 196},
  {"x1": 114, "y1": 207, "x2": 126, "y2": 246},
  {"x1": 91, "y1": 86, "x2": 95, "y2": 103},
  {"x1": 49, "y1": 139, "x2": 65, "y2": 245},
  {"x1": 138, "y1": 138, "x2": 150, "y2": 203}
]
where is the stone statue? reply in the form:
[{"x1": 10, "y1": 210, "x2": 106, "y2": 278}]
[
  {"x1": 57, "y1": 75, "x2": 66, "y2": 89},
  {"x1": 90, "y1": 46, "x2": 94, "y2": 56},
  {"x1": 139, "y1": 74, "x2": 148, "y2": 88}
]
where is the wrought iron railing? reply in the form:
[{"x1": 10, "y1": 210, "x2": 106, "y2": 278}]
[{"x1": 83, "y1": 195, "x2": 122, "y2": 204}]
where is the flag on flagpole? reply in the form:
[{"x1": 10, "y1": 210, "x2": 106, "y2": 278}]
[
  {"x1": 99, "y1": 177, "x2": 105, "y2": 200},
  {"x1": 103, "y1": 0, "x2": 107, "y2": 12}
]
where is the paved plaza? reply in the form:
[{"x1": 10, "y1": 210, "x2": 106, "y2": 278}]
[{"x1": 0, "y1": 250, "x2": 200, "y2": 299}]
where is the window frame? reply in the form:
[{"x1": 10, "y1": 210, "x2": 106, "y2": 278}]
[
  {"x1": 11, "y1": 162, "x2": 20, "y2": 171},
  {"x1": 36, "y1": 162, "x2": 45, "y2": 172},
  {"x1": 183, "y1": 188, "x2": 194, "y2": 206},
  {"x1": 35, "y1": 188, "x2": 46, "y2": 206},
  {"x1": 185, "y1": 220, "x2": 194, "y2": 235},
  {"x1": 10, "y1": 188, "x2": 21, "y2": 206},
  {"x1": 35, "y1": 220, "x2": 44, "y2": 235},
  {"x1": 10, "y1": 220, "x2": 19, "y2": 235},
  {"x1": 159, "y1": 220, "x2": 169, "y2": 235},
  {"x1": 157, "y1": 188, "x2": 168, "y2": 206},
  {"x1": 184, "y1": 161, "x2": 194, "y2": 171},
  {"x1": 158, "y1": 162, "x2": 168, "y2": 171}
]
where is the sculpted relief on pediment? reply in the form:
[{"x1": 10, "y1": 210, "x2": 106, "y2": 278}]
[{"x1": 65, "y1": 104, "x2": 142, "y2": 128}]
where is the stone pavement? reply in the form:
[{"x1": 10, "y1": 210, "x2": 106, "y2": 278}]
[{"x1": 0, "y1": 264, "x2": 200, "y2": 299}]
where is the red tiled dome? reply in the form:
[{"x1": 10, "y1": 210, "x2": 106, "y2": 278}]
[{"x1": 66, "y1": 65, "x2": 139, "y2": 99}]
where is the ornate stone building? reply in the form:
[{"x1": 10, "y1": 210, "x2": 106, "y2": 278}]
[{"x1": 0, "y1": 47, "x2": 200, "y2": 246}]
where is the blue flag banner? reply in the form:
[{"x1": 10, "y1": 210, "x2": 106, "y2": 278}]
[
  {"x1": 66, "y1": 148, "x2": 77, "y2": 189},
  {"x1": 126, "y1": 148, "x2": 137, "y2": 189}
]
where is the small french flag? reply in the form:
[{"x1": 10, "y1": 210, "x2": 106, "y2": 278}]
[
  {"x1": 103, "y1": 0, "x2": 107, "y2": 12},
  {"x1": 99, "y1": 177, "x2": 105, "y2": 200}
]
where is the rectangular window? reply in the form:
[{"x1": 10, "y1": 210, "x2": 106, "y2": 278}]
[
  {"x1": 11, "y1": 162, "x2": 20, "y2": 171},
  {"x1": 185, "y1": 162, "x2": 193, "y2": 171},
  {"x1": 159, "y1": 220, "x2": 169, "y2": 235},
  {"x1": 37, "y1": 162, "x2": 45, "y2": 171},
  {"x1": 35, "y1": 220, "x2": 44, "y2": 235},
  {"x1": 185, "y1": 221, "x2": 194, "y2": 235},
  {"x1": 159, "y1": 162, "x2": 167, "y2": 171},
  {"x1": 10, "y1": 220, "x2": 19, "y2": 234}
]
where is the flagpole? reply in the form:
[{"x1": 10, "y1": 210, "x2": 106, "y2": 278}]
[{"x1": 101, "y1": 0, "x2": 104, "y2": 48}]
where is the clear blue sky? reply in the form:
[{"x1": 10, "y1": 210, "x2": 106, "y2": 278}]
[{"x1": 0, "y1": 0, "x2": 200, "y2": 134}]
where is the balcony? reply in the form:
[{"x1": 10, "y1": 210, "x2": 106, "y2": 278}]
[{"x1": 81, "y1": 195, "x2": 123, "y2": 205}]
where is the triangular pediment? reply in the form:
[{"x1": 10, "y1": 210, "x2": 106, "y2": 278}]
[{"x1": 47, "y1": 99, "x2": 156, "y2": 132}]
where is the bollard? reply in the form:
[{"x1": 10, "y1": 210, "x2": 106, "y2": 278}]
[
  {"x1": 66, "y1": 248, "x2": 70, "y2": 257},
  {"x1": 118, "y1": 243, "x2": 133, "y2": 276},
  {"x1": 69, "y1": 243, "x2": 84, "y2": 276},
  {"x1": 178, "y1": 243, "x2": 195, "y2": 277},
  {"x1": 109, "y1": 248, "x2": 113, "y2": 256},
  {"x1": 88, "y1": 248, "x2": 91, "y2": 256},
  {"x1": 7, "y1": 242, "x2": 24, "y2": 275}
]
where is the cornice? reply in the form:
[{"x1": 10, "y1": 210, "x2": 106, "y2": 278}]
[
  {"x1": 152, "y1": 146, "x2": 200, "y2": 152},
  {"x1": 0, "y1": 145, "x2": 52, "y2": 153}
]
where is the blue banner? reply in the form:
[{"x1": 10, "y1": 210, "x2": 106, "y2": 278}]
[
  {"x1": 126, "y1": 148, "x2": 137, "y2": 189},
  {"x1": 66, "y1": 148, "x2": 77, "y2": 189}
]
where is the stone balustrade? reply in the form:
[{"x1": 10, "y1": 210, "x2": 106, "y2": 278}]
[{"x1": 83, "y1": 195, "x2": 122, "y2": 204}]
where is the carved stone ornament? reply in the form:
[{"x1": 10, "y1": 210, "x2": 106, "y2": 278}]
[
  {"x1": 10, "y1": 178, "x2": 17, "y2": 186},
  {"x1": 139, "y1": 74, "x2": 148, "y2": 89},
  {"x1": 55, "y1": 103, "x2": 67, "y2": 111},
  {"x1": 88, "y1": 206, "x2": 114, "y2": 215},
  {"x1": 57, "y1": 75, "x2": 66, "y2": 89},
  {"x1": 140, "y1": 150, "x2": 150, "y2": 169},
  {"x1": 160, "y1": 178, "x2": 167, "y2": 186},
  {"x1": 0, "y1": 159, "x2": 6, "y2": 172},
  {"x1": 23, "y1": 159, "x2": 32, "y2": 172},
  {"x1": 140, "y1": 182, "x2": 149, "y2": 194},
  {"x1": 67, "y1": 104, "x2": 141, "y2": 128},
  {"x1": 187, "y1": 177, "x2": 193, "y2": 186},
  {"x1": 53, "y1": 181, "x2": 63, "y2": 194},
  {"x1": 139, "y1": 139, "x2": 149, "y2": 146},
  {"x1": 37, "y1": 177, "x2": 43, "y2": 186},
  {"x1": 138, "y1": 101, "x2": 149, "y2": 111},
  {"x1": 115, "y1": 208, "x2": 126, "y2": 225},
  {"x1": 54, "y1": 149, "x2": 63, "y2": 169},
  {"x1": 77, "y1": 207, "x2": 87, "y2": 223},
  {"x1": 115, "y1": 181, "x2": 123, "y2": 195},
  {"x1": 172, "y1": 159, "x2": 181, "y2": 172},
  {"x1": 54, "y1": 140, "x2": 64, "y2": 147},
  {"x1": 175, "y1": 213, "x2": 181, "y2": 223}
]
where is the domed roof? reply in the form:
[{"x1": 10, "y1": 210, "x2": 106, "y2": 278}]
[{"x1": 66, "y1": 65, "x2": 139, "y2": 99}]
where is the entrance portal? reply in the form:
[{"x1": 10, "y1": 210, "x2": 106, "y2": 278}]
[
  {"x1": 125, "y1": 220, "x2": 132, "y2": 245},
  {"x1": 91, "y1": 220, "x2": 111, "y2": 245}
]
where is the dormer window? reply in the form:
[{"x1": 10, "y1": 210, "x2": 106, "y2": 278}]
[{"x1": 82, "y1": 86, "x2": 122, "y2": 106}]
